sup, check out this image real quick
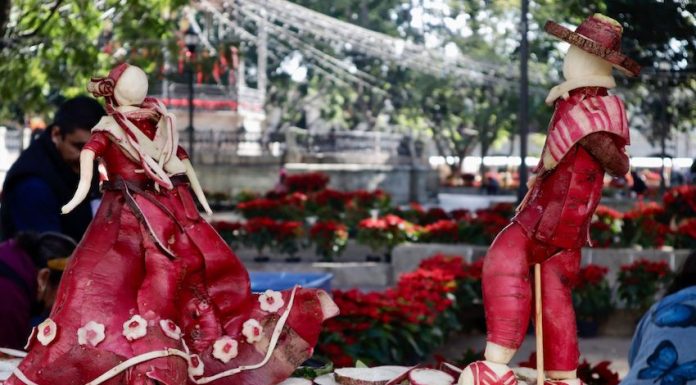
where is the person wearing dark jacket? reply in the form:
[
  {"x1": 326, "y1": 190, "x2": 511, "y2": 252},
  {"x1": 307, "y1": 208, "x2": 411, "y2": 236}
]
[{"x1": 0, "y1": 96, "x2": 105, "y2": 241}]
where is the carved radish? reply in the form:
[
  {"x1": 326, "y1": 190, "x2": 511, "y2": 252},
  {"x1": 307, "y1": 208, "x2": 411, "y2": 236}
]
[
  {"x1": 408, "y1": 368, "x2": 454, "y2": 385},
  {"x1": 333, "y1": 366, "x2": 410, "y2": 385}
]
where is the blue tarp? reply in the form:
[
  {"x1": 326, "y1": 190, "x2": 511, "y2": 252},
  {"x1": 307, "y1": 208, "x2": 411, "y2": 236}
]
[{"x1": 249, "y1": 272, "x2": 333, "y2": 293}]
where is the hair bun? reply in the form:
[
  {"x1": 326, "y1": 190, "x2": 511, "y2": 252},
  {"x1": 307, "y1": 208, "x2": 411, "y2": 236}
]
[{"x1": 87, "y1": 77, "x2": 116, "y2": 97}]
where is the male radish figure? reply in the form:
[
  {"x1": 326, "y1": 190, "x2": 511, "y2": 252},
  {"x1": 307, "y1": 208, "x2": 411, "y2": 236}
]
[{"x1": 459, "y1": 14, "x2": 640, "y2": 385}]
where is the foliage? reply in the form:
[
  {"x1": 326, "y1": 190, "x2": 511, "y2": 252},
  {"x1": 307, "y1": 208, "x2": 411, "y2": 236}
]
[
  {"x1": 617, "y1": 259, "x2": 673, "y2": 311},
  {"x1": 572, "y1": 264, "x2": 612, "y2": 321},
  {"x1": 0, "y1": 0, "x2": 188, "y2": 120},
  {"x1": 309, "y1": 220, "x2": 349, "y2": 261}
]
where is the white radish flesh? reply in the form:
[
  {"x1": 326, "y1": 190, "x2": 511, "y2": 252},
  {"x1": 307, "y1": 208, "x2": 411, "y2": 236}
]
[
  {"x1": 409, "y1": 368, "x2": 455, "y2": 385},
  {"x1": 334, "y1": 366, "x2": 410, "y2": 385},
  {"x1": 313, "y1": 374, "x2": 338, "y2": 385},
  {"x1": 277, "y1": 378, "x2": 314, "y2": 385}
]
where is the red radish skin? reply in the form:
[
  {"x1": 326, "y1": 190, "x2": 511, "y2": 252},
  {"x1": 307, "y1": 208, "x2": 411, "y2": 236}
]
[
  {"x1": 409, "y1": 368, "x2": 454, "y2": 385},
  {"x1": 439, "y1": 362, "x2": 463, "y2": 379}
]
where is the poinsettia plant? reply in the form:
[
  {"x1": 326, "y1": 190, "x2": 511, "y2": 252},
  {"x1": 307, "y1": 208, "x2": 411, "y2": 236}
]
[
  {"x1": 317, "y1": 255, "x2": 461, "y2": 365},
  {"x1": 269, "y1": 220, "x2": 305, "y2": 260},
  {"x1": 617, "y1": 259, "x2": 673, "y2": 311},
  {"x1": 419, "y1": 220, "x2": 460, "y2": 244},
  {"x1": 211, "y1": 220, "x2": 243, "y2": 246},
  {"x1": 309, "y1": 220, "x2": 349, "y2": 261},
  {"x1": 590, "y1": 205, "x2": 623, "y2": 248},
  {"x1": 620, "y1": 203, "x2": 671, "y2": 248},
  {"x1": 236, "y1": 193, "x2": 307, "y2": 221},
  {"x1": 674, "y1": 218, "x2": 696, "y2": 249},
  {"x1": 283, "y1": 172, "x2": 330, "y2": 193},
  {"x1": 572, "y1": 265, "x2": 612, "y2": 321},
  {"x1": 663, "y1": 185, "x2": 696, "y2": 224},
  {"x1": 242, "y1": 217, "x2": 277, "y2": 259},
  {"x1": 356, "y1": 215, "x2": 417, "y2": 258}
]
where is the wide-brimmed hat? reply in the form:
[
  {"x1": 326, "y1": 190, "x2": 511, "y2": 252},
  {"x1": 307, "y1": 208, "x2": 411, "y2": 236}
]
[{"x1": 545, "y1": 14, "x2": 641, "y2": 77}]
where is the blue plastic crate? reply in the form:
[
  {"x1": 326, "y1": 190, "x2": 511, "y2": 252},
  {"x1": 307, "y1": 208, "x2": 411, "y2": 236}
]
[{"x1": 249, "y1": 271, "x2": 333, "y2": 293}]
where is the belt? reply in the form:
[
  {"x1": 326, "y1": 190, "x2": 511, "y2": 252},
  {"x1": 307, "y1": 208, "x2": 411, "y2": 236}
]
[{"x1": 102, "y1": 176, "x2": 186, "y2": 259}]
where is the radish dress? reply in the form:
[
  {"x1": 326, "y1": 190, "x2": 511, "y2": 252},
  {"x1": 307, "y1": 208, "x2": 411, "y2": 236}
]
[{"x1": 7, "y1": 110, "x2": 333, "y2": 385}]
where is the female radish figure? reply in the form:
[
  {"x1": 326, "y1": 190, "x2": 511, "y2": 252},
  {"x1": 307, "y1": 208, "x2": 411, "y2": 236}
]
[{"x1": 7, "y1": 63, "x2": 338, "y2": 385}]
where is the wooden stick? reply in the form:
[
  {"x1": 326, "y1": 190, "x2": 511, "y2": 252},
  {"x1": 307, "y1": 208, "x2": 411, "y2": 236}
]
[{"x1": 535, "y1": 263, "x2": 545, "y2": 385}]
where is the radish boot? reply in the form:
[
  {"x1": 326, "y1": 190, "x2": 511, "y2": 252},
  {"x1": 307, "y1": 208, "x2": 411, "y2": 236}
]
[{"x1": 458, "y1": 361, "x2": 517, "y2": 385}]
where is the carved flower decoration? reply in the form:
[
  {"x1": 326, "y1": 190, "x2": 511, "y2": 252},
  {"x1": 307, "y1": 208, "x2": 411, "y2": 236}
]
[
  {"x1": 188, "y1": 354, "x2": 205, "y2": 377},
  {"x1": 258, "y1": 290, "x2": 284, "y2": 313},
  {"x1": 77, "y1": 321, "x2": 106, "y2": 347},
  {"x1": 123, "y1": 315, "x2": 147, "y2": 341},
  {"x1": 242, "y1": 319, "x2": 264, "y2": 344},
  {"x1": 37, "y1": 319, "x2": 57, "y2": 346},
  {"x1": 159, "y1": 319, "x2": 181, "y2": 340},
  {"x1": 212, "y1": 336, "x2": 239, "y2": 363}
]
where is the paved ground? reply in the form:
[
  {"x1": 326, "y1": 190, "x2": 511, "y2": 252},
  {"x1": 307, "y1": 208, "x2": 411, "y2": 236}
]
[{"x1": 435, "y1": 332, "x2": 634, "y2": 379}]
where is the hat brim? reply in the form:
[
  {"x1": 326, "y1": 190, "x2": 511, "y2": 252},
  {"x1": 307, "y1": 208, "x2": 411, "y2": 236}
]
[{"x1": 545, "y1": 21, "x2": 641, "y2": 77}]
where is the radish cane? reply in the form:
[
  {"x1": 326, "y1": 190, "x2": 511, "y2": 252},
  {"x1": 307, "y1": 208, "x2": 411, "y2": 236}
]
[{"x1": 534, "y1": 263, "x2": 544, "y2": 385}]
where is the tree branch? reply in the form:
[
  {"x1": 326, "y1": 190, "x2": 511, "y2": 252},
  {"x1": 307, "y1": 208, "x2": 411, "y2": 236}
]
[{"x1": 16, "y1": 0, "x2": 63, "y2": 39}]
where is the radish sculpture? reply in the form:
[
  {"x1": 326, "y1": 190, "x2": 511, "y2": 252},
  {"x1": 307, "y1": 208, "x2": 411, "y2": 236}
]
[
  {"x1": 5, "y1": 63, "x2": 339, "y2": 385},
  {"x1": 458, "y1": 13, "x2": 639, "y2": 385}
]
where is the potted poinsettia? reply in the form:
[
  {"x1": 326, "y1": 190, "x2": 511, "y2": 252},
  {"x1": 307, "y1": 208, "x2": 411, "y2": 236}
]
[
  {"x1": 617, "y1": 259, "x2": 672, "y2": 312},
  {"x1": 309, "y1": 220, "x2": 349, "y2": 261},
  {"x1": 270, "y1": 220, "x2": 305, "y2": 262},
  {"x1": 590, "y1": 205, "x2": 622, "y2": 248},
  {"x1": 572, "y1": 264, "x2": 612, "y2": 337},
  {"x1": 356, "y1": 215, "x2": 415, "y2": 262},
  {"x1": 242, "y1": 217, "x2": 277, "y2": 262}
]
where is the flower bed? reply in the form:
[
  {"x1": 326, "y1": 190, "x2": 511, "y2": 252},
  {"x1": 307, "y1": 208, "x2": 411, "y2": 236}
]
[
  {"x1": 317, "y1": 254, "x2": 481, "y2": 366},
  {"x1": 211, "y1": 172, "x2": 696, "y2": 261},
  {"x1": 314, "y1": 253, "x2": 661, "y2": 368}
]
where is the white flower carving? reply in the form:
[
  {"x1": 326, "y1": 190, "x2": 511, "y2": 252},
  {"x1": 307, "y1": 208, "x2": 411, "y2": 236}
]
[
  {"x1": 77, "y1": 321, "x2": 106, "y2": 347},
  {"x1": 242, "y1": 319, "x2": 264, "y2": 344},
  {"x1": 188, "y1": 354, "x2": 205, "y2": 377},
  {"x1": 258, "y1": 290, "x2": 284, "y2": 313},
  {"x1": 212, "y1": 336, "x2": 239, "y2": 363},
  {"x1": 37, "y1": 319, "x2": 57, "y2": 346},
  {"x1": 123, "y1": 315, "x2": 147, "y2": 341},
  {"x1": 159, "y1": 319, "x2": 182, "y2": 340}
]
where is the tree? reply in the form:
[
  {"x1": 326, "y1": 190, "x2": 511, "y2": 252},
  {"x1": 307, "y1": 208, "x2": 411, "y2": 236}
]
[{"x1": 0, "y1": 0, "x2": 187, "y2": 121}]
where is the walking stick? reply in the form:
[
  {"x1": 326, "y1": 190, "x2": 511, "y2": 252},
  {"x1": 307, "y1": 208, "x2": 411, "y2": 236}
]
[{"x1": 535, "y1": 263, "x2": 545, "y2": 385}]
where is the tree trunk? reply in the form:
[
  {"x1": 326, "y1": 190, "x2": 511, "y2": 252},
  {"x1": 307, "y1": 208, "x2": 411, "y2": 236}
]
[{"x1": 0, "y1": 0, "x2": 11, "y2": 42}]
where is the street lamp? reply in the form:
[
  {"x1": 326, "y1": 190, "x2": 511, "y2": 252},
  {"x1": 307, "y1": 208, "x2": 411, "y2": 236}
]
[{"x1": 184, "y1": 26, "x2": 199, "y2": 161}]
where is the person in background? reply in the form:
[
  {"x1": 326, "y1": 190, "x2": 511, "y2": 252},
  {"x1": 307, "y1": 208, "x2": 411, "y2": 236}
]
[
  {"x1": 630, "y1": 170, "x2": 648, "y2": 197},
  {"x1": 621, "y1": 252, "x2": 696, "y2": 385},
  {"x1": 0, "y1": 232, "x2": 76, "y2": 349},
  {"x1": 0, "y1": 96, "x2": 105, "y2": 242}
]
